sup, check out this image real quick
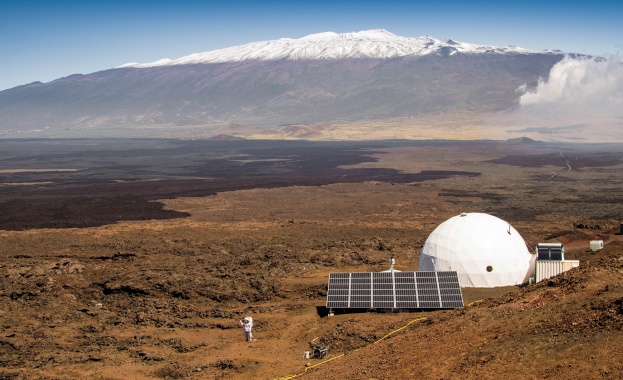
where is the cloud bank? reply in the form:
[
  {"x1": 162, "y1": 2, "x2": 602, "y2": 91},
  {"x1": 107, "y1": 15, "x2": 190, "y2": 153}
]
[
  {"x1": 519, "y1": 55, "x2": 623, "y2": 114},
  {"x1": 494, "y1": 55, "x2": 623, "y2": 142}
]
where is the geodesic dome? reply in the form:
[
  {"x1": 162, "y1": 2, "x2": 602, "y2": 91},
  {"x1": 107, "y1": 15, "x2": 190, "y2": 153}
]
[{"x1": 418, "y1": 213, "x2": 535, "y2": 288}]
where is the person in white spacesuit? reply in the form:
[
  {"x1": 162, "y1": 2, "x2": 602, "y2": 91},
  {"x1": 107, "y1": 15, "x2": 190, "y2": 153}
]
[{"x1": 240, "y1": 316, "x2": 253, "y2": 342}]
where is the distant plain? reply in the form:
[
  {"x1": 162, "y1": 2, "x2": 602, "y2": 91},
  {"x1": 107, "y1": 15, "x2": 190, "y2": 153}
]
[{"x1": 1, "y1": 138, "x2": 622, "y2": 379}]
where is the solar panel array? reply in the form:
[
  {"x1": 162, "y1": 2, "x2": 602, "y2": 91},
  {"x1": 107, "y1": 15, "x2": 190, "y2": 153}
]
[
  {"x1": 326, "y1": 271, "x2": 463, "y2": 309},
  {"x1": 536, "y1": 243, "x2": 564, "y2": 261}
]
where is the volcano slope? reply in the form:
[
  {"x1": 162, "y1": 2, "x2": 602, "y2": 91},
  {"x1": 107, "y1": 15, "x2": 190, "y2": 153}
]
[{"x1": 0, "y1": 138, "x2": 622, "y2": 379}]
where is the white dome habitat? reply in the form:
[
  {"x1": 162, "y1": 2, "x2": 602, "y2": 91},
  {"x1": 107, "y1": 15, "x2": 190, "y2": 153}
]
[{"x1": 419, "y1": 213, "x2": 535, "y2": 287}]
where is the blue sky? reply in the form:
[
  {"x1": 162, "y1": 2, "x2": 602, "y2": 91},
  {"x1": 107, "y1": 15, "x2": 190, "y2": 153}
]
[{"x1": 0, "y1": 0, "x2": 621, "y2": 91}]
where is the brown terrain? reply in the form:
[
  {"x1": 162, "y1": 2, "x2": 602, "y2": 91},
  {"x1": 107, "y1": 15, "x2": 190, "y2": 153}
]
[{"x1": 0, "y1": 138, "x2": 622, "y2": 379}]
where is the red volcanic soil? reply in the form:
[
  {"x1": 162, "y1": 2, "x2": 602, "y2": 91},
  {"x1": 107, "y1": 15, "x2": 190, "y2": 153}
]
[{"x1": 1, "y1": 139, "x2": 622, "y2": 379}]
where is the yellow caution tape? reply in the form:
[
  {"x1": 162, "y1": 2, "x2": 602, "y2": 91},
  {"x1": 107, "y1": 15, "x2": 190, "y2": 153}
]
[
  {"x1": 303, "y1": 353, "x2": 345, "y2": 371},
  {"x1": 373, "y1": 317, "x2": 427, "y2": 344},
  {"x1": 465, "y1": 299, "x2": 483, "y2": 307},
  {"x1": 274, "y1": 317, "x2": 428, "y2": 379}
]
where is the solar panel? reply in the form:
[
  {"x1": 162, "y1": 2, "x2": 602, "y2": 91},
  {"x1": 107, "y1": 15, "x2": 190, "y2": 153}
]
[
  {"x1": 536, "y1": 243, "x2": 564, "y2": 261},
  {"x1": 326, "y1": 271, "x2": 463, "y2": 310}
]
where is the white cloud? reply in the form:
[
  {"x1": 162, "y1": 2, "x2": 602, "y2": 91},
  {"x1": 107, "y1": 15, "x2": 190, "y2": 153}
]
[
  {"x1": 519, "y1": 55, "x2": 623, "y2": 112},
  {"x1": 487, "y1": 55, "x2": 623, "y2": 142}
]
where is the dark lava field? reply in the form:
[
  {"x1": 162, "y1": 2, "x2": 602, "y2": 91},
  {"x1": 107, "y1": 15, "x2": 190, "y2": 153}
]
[{"x1": 1, "y1": 138, "x2": 622, "y2": 379}]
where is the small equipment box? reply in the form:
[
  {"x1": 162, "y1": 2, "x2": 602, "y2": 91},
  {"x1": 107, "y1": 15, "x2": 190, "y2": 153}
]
[{"x1": 313, "y1": 345, "x2": 328, "y2": 359}]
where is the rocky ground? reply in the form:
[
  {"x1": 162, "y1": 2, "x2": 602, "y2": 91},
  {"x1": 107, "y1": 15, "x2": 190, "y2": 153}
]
[{"x1": 0, "y1": 139, "x2": 622, "y2": 379}]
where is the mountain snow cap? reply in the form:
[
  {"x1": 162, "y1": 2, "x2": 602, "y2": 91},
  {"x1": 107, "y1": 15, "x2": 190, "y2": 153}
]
[{"x1": 120, "y1": 29, "x2": 560, "y2": 68}]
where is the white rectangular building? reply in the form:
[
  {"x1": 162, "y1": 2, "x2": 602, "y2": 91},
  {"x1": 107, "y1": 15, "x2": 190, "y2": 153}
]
[
  {"x1": 590, "y1": 240, "x2": 603, "y2": 251},
  {"x1": 536, "y1": 260, "x2": 580, "y2": 282}
]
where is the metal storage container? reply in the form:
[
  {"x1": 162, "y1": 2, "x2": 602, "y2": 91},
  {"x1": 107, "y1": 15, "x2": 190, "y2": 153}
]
[{"x1": 536, "y1": 260, "x2": 580, "y2": 283}]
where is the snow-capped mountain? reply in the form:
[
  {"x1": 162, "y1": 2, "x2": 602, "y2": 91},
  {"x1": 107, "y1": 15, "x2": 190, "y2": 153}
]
[
  {"x1": 121, "y1": 29, "x2": 559, "y2": 68},
  {"x1": 0, "y1": 29, "x2": 568, "y2": 139}
]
